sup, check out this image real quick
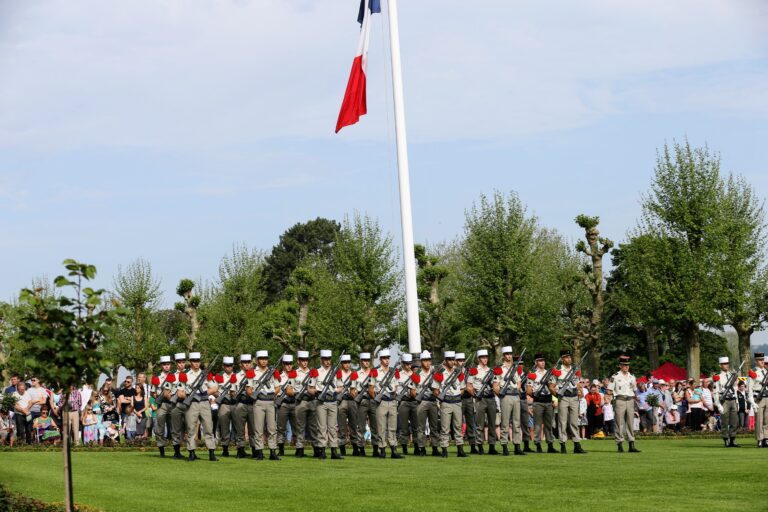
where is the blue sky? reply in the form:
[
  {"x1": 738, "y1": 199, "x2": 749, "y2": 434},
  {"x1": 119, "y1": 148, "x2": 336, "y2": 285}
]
[{"x1": 1, "y1": 0, "x2": 767, "y2": 333}]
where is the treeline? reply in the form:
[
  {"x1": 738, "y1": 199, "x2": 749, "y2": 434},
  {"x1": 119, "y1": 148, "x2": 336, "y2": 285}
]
[{"x1": 0, "y1": 140, "x2": 765, "y2": 379}]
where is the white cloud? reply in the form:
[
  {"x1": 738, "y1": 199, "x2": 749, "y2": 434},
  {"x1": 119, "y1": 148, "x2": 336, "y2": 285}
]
[{"x1": 0, "y1": 0, "x2": 766, "y2": 149}]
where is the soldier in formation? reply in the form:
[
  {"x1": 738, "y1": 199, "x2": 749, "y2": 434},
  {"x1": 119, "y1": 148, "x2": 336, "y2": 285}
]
[{"x1": 749, "y1": 352, "x2": 767, "y2": 448}]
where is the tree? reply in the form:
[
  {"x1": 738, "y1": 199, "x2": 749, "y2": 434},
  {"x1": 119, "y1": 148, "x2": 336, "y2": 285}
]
[
  {"x1": 636, "y1": 140, "x2": 726, "y2": 378},
  {"x1": 175, "y1": 279, "x2": 200, "y2": 351},
  {"x1": 16, "y1": 260, "x2": 124, "y2": 512},
  {"x1": 572, "y1": 215, "x2": 613, "y2": 375},
  {"x1": 415, "y1": 243, "x2": 460, "y2": 356},
  {"x1": 106, "y1": 258, "x2": 167, "y2": 374},
  {"x1": 261, "y1": 218, "x2": 340, "y2": 302}
]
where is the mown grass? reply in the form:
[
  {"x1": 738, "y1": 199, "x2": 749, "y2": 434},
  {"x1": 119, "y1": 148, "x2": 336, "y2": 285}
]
[{"x1": 0, "y1": 439, "x2": 763, "y2": 512}]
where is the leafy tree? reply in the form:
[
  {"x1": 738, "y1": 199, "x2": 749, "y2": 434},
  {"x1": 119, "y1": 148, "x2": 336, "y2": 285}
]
[
  {"x1": 415, "y1": 243, "x2": 461, "y2": 356},
  {"x1": 261, "y1": 218, "x2": 340, "y2": 302},
  {"x1": 175, "y1": 278, "x2": 200, "y2": 351},
  {"x1": 16, "y1": 260, "x2": 124, "y2": 512}
]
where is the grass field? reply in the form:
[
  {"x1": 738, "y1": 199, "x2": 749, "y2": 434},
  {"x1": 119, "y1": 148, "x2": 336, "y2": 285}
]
[{"x1": 0, "y1": 439, "x2": 764, "y2": 512}]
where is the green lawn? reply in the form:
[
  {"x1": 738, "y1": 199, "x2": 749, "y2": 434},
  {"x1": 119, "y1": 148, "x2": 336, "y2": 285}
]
[{"x1": 0, "y1": 439, "x2": 764, "y2": 512}]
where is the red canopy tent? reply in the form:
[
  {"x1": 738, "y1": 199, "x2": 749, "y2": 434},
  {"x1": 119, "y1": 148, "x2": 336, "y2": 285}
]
[{"x1": 651, "y1": 361, "x2": 687, "y2": 382}]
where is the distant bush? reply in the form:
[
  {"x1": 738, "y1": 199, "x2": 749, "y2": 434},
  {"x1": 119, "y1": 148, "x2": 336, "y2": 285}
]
[{"x1": 0, "y1": 484, "x2": 103, "y2": 512}]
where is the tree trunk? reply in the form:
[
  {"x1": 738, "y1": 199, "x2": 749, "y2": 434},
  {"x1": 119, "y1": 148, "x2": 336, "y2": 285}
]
[
  {"x1": 646, "y1": 326, "x2": 659, "y2": 371},
  {"x1": 62, "y1": 392, "x2": 74, "y2": 512},
  {"x1": 735, "y1": 324, "x2": 753, "y2": 376},
  {"x1": 684, "y1": 323, "x2": 701, "y2": 380}
]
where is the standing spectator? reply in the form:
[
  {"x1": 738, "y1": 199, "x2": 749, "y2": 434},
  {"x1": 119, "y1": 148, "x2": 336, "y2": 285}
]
[
  {"x1": 116, "y1": 376, "x2": 136, "y2": 424},
  {"x1": 99, "y1": 383, "x2": 119, "y2": 439},
  {"x1": 80, "y1": 383, "x2": 93, "y2": 414},
  {"x1": 636, "y1": 382, "x2": 653, "y2": 433},
  {"x1": 26, "y1": 377, "x2": 48, "y2": 424},
  {"x1": 122, "y1": 405, "x2": 137, "y2": 440},
  {"x1": 136, "y1": 373, "x2": 150, "y2": 403},
  {"x1": 602, "y1": 390, "x2": 615, "y2": 435},
  {"x1": 13, "y1": 381, "x2": 31, "y2": 444},
  {"x1": 82, "y1": 402, "x2": 100, "y2": 445},
  {"x1": 133, "y1": 384, "x2": 148, "y2": 438},
  {"x1": 4, "y1": 374, "x2": 20, "y2": 394},
  {"x1": 585, "y1": 384, "x2": 603, "y2": 438},
  {"x1": 66, "y1": 385, "x2": 82, "y2": 446},
  {"x1": 0, "y1": 408, "x2": 16, "y2": 446},
  {"x1": 736, "y1": 381, "x2": 750, "y2": 430},
  {"x1": 703, "y1": 381, "x2": 717, "y2": 431},
  {"x1": 147, "y1": 392, "x2": 157, "y2": 440},
  {"x1": 673, "y1": 381, "x2": 687, "y2": 427},
  {"x1": 686, "y1": 379, "x2": 704, "y2": 431},
  {"x1": 578, "y1": 394, "x2": 588, "y2": 439}
]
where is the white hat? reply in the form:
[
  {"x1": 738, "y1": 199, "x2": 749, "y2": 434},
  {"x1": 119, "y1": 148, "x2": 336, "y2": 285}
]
[
  {"x1": 320, "y1": 349, "x2": 332, "y2": 358},
  {"x1": 340, "y1": 354, "x2": 351, "y2": 362},
  {"x1": 283, "y1": 355, "x2": 294, "y2": 363},
  {"x1": 159, "y1": 355, "x2": 171, "y2": 363},
  {"x1": 256, "y1": 350, "x2": 269, "y2": 358},
  {"x1": 592, "y1": 379, "x2": 600, "y2": 385},
  {"x1": 719, "y1": 356, "x2": 729, "y2": 364},
  {"x1": 658, "y1": 379, "x2": 666, "y2": 385},
  {"x1": 477, "y1": 349, "x2": 489, "y2": 357},
  {"x1": 501, "y1": 346, "x2": 513, "y2": 354},
  {"x1": 379, "y1": 349, "x2": 391, "y2": 358},
  {"x1": 240, "y1": 354, "x2": 252, "y2": 362},
  {"x1": 455, "y1": 352, "x2": 466, "y2": 360},
  {"x1": 401, "y1": 353, "x2": 413, "y2": 363},
  {"x1": 174, "y1": 352, "x2": 186, "y2": 361},
  {"x1": 222, "y1": 356, "x2": 234, "y2": 365},
  {"x1": 298, "y1": 351, "x2": 310, "y2": 359},
  {"x1": 189, "y1": 352, "x2": 201, "y2": 360},
  {"x1": 360, "y1": 352, "x2": 371, "y2": 360},
  {"x1": 420, "y1": 350, "x2": 432, "y2": 360},
  {"x1": 444, "y1": 350, "x2": 456, "y2": 359}
]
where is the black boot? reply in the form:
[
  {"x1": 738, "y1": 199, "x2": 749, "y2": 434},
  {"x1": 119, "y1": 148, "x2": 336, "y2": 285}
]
[
  {"x1": 256, "y1": 449, "x2": 265, "y2": 460},
  {"x1": 729, "y1": 437, "x2": 739, "y2": 448},
  {"x1": 470, "y1": 444, "x2": 479, "y2": 454},
  {"x1": 359, "y1": 446, "x2": 367, "y2": 457},
  {"x1": 502, "y1": 444, "x2": 510, "y2": 456},
  {"x1": 339, "y1": 445, "x2": 346, "y2": 456},
  {"x1": 351, "y1": 445, "x2": 359, "y2": 456},
  {"x1": 187, "y1": 450, "x2": 197, "y2": 461},
  {"x1": 432, "y1": 446, "x2": 441, "y2": 457},
  {"x1": 331, "y1": 448, "x2": 343, "y2": 459},
  {"x1": 390, "y1": 446, "x2": 403, "y2": 459},
  {"x1": 209, "y1": 449, "x2": 218, "y2": 461},
  {"x1": 763, "y1": 440, "x2": 768, "y2": 448},
  {"x1": 401, "y1": 444, "x2": 408, "y2": 455},
  {"x1": 441, "y1": 447, "x2": 448, "y2": 458},
  {"x1": 320, "y1": 447, "x2": 327, "y2": 460},
  {"x1": 547, "y1": 442, "x2": 558, "y2": 454},
  {"x1": 523, "y1": 441, "x2": 533, "y2": 453},
  {"x1": 372, "y1": 445, "x2": 380, "y2": 457},
  {"x1": 251, "y1": 447, "x2": 258, "y2": 459},
  {"x1": 159, "y1": 447, "x2": 165, "y2": 458},
  {"x1": 457, "y1": 445, "x2": 468, "y2": 458},
  {"x1": 269, "y1": 449, "x2": 280, "y2": 460},
  {"x1": 295, "y1": 447, "x2": 305, "y2": 458},
  {"x1": 477, "y1": 444, "x2": 485, "y2": 455},
  {"x1": 628, "y1": 441, "x2": 640, "y2": 453},
  {"x1": 313, "y1": 446, "x2": 321, "y2": 458},
  {"x1": 173, "y1": 445, "x2": 183, "y2": 460},
  {"x1": 560, "y1": 443, "x2": 567, "y2": 454},
  {"x1": 723, "y1": 438, "x2": 730, "y2": 448},
  {"x1": 278, "y1": 443, "x2": 285, "y2": 456},
  {"x1": 514, "y1": 444, "x2": 525, "y2": 455},
  {"x1": 574, "y1": 442, "x2": 586, "y2": 454},
  {"x1": 617, "y1": 442, "x2": 624, "y2": 453},
  {"x1": 488, "y1": 444, "x2": 499, "y2": 455},
  {"x1": 378, "y1": 446, "x2": 386, "y2": 459},
  {"x1": 236, "y1": 447, "x2": 247, "y2": 459},
  {"x1": 222, "y1": 446, "x2": 229, "y2": 457},
  {"x1": 536, "y1": 443, "x2": 543, "y2": 453}
]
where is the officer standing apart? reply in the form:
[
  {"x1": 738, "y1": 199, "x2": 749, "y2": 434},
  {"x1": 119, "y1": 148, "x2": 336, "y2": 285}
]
[
  {"x1": 233, "y1": 354, "x2": 256, "y2": 459},
  {"x1": 356, "y1": 352, "x2": 380, "y2": 457},
  {"x1": 527, "y1": 353, "x2": 557, "y2": 453},
  {"x1": 250, "y1": 350, "x2": 281, "y2": 460},
  {"x1": 551, "y1": 350, "x2": 586, "y2": 454},
  {"x1": 396, "y1": 353, "x2": 418, "y2": 454},
  {"x1": 369, "y1": 349, "x2": 404, "y2": 459},
  {"x1": 289, "y1": 350, "x2": 316, "y2": 458},
  {"x1": 415, "y1": 351, "x2": 441, "y2": 457},
  {"x1": 151, "y1": 355, "x2": 174, "y2": 457},
  {"x1": 179, "y1": 352, "x2": 218, "y2": 462},
  {"x1": 607, "y1": 355, "x2": 639, "y2": 453},
  {"x1": 312, "y1": 349, "x2": 344, "y2": 460},
  {"x1": 713, "y1": 356, "x2": 740, "y2": 448},
  {"x1": 337, "y1": 354, "x2": 359, "y2": 456},
  {"x1": 748, "y1": 352, "x2": 768, "y2": 448},
  {"x1": 169, "y1": 352, "x2": 188, "y2": 458},
  {"x1": 276, "y1": 354, "x2": 296, "y2": 456},
  {"x1": 432, "y1": 351, "x2": 468, "y2": 458},
  {"x1": 456, "y1": 353, "x2": 476, "y2": 451},
  {"x1": 216, "y1": 356, "x2": 237, "y2": 457},
  {"x1": 495, "y1": 347, "x2": 525, "y2": 456}
]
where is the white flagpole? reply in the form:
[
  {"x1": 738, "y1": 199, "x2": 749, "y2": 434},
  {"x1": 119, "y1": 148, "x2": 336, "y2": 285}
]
[{"x1": 387, "y1": 0, "x2": 422, "y2": 355}]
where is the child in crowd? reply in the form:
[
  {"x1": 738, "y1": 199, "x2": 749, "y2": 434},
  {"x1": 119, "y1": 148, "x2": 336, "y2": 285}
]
[
  {"x1": 602, "y1": 391, "x2": 615, "y2": 435},
  {"x1": 82, "y1": 403, "x2": 100, "y2": 445},
  {"x1": 0, "y1": 409, "x2": 16, "y2": 446},
  {"x1": 122, "y1": 405, "x2": 137, "y2": 440}
]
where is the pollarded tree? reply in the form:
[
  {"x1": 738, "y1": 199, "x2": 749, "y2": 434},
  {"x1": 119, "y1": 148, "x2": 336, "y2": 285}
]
[
  {"x1": 415, "y1": 243, "x2": 461, "y2": 357},
  {"x1": 175, "y1": 278, "x2": 200, "y2": 351}
]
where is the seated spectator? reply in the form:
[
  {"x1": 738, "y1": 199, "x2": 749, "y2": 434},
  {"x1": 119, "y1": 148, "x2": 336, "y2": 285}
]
[
  {"x1": 33, "y1": 407, "x2": 60, "y2": 444},
  {"x1": 0, "y1": 408, "x2": 16, "y2": 446}
]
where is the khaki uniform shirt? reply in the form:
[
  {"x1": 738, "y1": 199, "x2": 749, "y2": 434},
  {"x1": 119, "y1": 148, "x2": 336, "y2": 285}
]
[
  {"x1": 287, "y1": 367, "x2": 311, "y2": 398},
  {"x1": 249, "y1": 367, "x2": 278, "y2": 398},
  {"x1": 469, "y1": 365, "x2": 494, "y2": 397},
  {"x1": 607, "y1": 371, "x2": 636, "y2": 398},
  {"x1": 553, "y1": 364, "x2": 579, "y2": 397},
  {"x1": 181, "y1": 369, "x2": 209, "y2": 401},
  {"x1": 529, "y1": 368, "x2": 552, "y2": 397},
  {"x1": 371, "y1": 367, "x2": 400, "y2": 397},
  {"x1": 748, "y1": 366, "x2": 768, "y2": 404},
  {"x1": 713, "y1": 370, "x2": 738, "y2": 406},
  {"x1": 431, "y1": 366, "x2": 465, "y2": 397},
  {"x1": 494, "y1": 363, "x2": 521, "y2": 395},
  {"x1": 313, "y1": 366, "x2": 343, "y2": 400}
]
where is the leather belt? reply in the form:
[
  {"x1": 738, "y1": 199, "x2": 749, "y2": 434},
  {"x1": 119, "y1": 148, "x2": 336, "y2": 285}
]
[{"x1": 442, "y1": 397, "x2": 462, "y2": 404}]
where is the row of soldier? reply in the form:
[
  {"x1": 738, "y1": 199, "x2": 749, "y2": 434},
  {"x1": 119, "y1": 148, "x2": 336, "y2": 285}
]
[{"x1": 148, "y1": 347, "x2": 768, "y2": 461}]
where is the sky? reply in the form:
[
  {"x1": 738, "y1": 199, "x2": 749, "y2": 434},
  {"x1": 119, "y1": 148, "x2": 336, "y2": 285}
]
[{"x1": 1, "y1": 0, "x2": 767, "y2": 343}]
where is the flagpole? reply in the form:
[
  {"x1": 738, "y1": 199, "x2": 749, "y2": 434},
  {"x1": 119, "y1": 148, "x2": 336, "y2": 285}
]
[{"x1": 387, "y1": 0, "x2": 422, "y2": 355}]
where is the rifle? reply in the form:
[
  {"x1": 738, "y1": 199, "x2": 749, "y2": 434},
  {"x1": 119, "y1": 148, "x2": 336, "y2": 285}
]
[
  {"x1": 395, "y1": 374, "x2": 415, "y2": 406},
  {"x1": 182, "y1": 354, "x2": 221, "y2": 407},
  {"x1": 279, "y1": 368, "x2": 313, "y2": 407},
  {"x1": 532, "y1": 356, "x2": 563, "y2": 398},
  {"x1": 249, "y1": 353, "x2": 286, "y2": 400},
  {"x1": 437, "y1": 365, "x2": 466, "y2": 402},
  {"x1": 154, "y1": 375, "x2": 172, "y2": 407},
  {"x1": 373, "y1": 366, "x2": 399, "y2": 405},
  {"x1": 214, "y1": 373, "x2": 237, "y2": 406},
  {"x1": 317, "y1": 352, "x2": 346, "y2": 402},
  {"x1": 719, "y1": 361, "x2": 746, "y2": 401},
  {"x1": 474, "y1": 362, "x2": 500, "y2": 398},
  {"x1": 759, "y1": 367, "x2": 768, "y2": 399},
  {"x1": 336, "y1": 370, "x2": 359, "y2": 405},
  {"x1": 556, "y1": 351, "x2": 588, "y2": 396},
  {"x1": 354, "y1": 350, "x2": 382, "y2": 404},
  {"x1": 499, "y1": 348, "x2": 527, "y2": 397},
  {"x1": 415, "y1": 367, "x2": 444, "y2": 402}
]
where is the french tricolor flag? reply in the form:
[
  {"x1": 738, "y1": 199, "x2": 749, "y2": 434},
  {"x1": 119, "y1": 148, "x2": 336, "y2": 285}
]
[{"x1": 335, "y1": 0, "x2": 381, "y2": 133}]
